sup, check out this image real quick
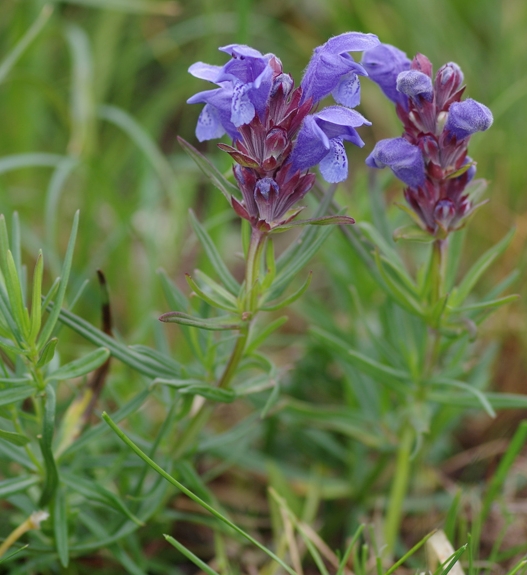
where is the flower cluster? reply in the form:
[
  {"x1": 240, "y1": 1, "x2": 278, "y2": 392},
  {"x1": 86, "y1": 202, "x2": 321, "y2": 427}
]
[
  {"x1": 187, "y1": 33, "x2": 379, "y2": 230},
  {"x1": 362, "y1": 44, "x2": 493, "y2": 237}
]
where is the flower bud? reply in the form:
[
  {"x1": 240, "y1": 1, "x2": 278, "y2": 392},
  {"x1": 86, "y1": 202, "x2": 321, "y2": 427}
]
[
  {"x1": 254, "y1": 178, "x2": 280, "y2": 223},
  {"x1": 445, "y1": 98, "x2": 493, "y2": 140},
  {"x1": 434, "y1": 198, "x2": 456, "y2": 229},
  {"x1": 366, "y1": 137, "x2": 426, "y2": 188},
  {"x1": 397, "y1": 70, "x2": 433, "y2": 102}
]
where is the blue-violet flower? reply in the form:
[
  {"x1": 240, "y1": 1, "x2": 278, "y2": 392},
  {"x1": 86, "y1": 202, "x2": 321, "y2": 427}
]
[
  {"x1": 187, "y1": 33, "x2": 379, "y2": 230},
  {"x1": 362, "y1": 47, "x2": 493, "y2": 236}
]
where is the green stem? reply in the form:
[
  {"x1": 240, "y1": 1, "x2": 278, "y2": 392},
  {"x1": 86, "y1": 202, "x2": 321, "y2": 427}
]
[
  {"x1": 172, "y1": 227, "x2": 267, "y2": 460},
  {"x1": 384, "y1": 423, "x2": 413, "y2": 558}
]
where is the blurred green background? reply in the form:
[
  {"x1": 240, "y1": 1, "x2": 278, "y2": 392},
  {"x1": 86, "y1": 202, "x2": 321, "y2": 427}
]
[{"x1": 0, "y1": 0, "x2": 525, "y2": 416}]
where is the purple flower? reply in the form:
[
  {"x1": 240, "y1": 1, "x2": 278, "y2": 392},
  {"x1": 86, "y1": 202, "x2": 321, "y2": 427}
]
[
  {"x1": 300, "y1": 32, "x2": 380, "y2": 107},
  {"x1": 363, "y1": 43, "x2": 493, "y2": 236},
  {"x1": 187, "y1": 44, "x2": 277, "y2": 139},
  {"x1": 187, "y1": 35, "x2": 376, "y2": 228},
  {"x1": 445, "y1": 98, "x2": 493, "y2": 140},
  {"x1": 361, "y1": 44, "x2": 411, "y2": 109},
  {"x1": 396, "y1": 70, "x2": 433, "y2": 102},
  {"x1": 290, "y1": 106, "x2": 371, "y2": 183},
  {"x1": 366, "y1": 138, "x2": 425, "y2": 188}
]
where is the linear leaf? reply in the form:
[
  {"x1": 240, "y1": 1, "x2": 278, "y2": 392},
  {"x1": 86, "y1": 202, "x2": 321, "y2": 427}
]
[
  {"x1": 159, "y1": 311, "x2": 241, "y2": 331},
  {"x1": 53, "y1": 487, "x2": 69, "y2": 567},
  {"x1": 38, "y1": 211, "x2": 79, "y2": 348},
  {"x1": 55, "y1": 306, "x2": 167, "y2": 378},
  {"x1": 188, "y1": 210, "x2": 240, "y2": 295},
  {"x1": 0, "y1": 153, "x2": 65, "y2": 174},
  {"x1": 48, "y1": 347, "x2": 110, "y2": 381},
  {"x1": 450, "y1": 228, "x2": 515, "y2": 307},
  {"x1": 103, "y1": 413, "x2": 298, "y2": 575},
  {"x1": 0, "y1": 428, "x2": 30, "y2": 446},
  {"x1": 0, "y1": 475, "x2": 39, "y2": 498},
  {"x1": 0, "y1": 5, "x2": 53, "y2": 84},
  {"x1": 39, "y1": 384, "x2": 59, "y2": 506},
  {"x1": 0, "y1": 385, "x2": 34, "y2": 407},
  {"x1": 178, "y1": 136, "x2": 239, "y2": 202}
]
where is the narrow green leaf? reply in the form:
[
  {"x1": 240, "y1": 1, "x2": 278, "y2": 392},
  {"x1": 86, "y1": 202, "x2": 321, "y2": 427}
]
[
  {"x1": 0, "y1": 5, "x2": 53, "y2": 85},
  {"x1": 384, "y1": 531, "x2": 436, "y2": 575},
  {"x1": 311, "y1": 327, "x2": 409, "y2": 391},
  {"x1": 260, "y1": 383, "x2": 280, "y2": 419},
  {"x1": 358, "y1": 222, "x2": 405, "y2": 268},
  {"x1": 443, "y1": 491, "x2": 461, "y2": 544},
  {"x1": 36, "y1": 337, "x2": 58, "y2": 368},
  {"x1": 260, "y1": 272, "x2": 312, "y2": 311},
  {"x1": 178, "y1": 385, "x2": 236, "y2": 403},
  {"x1": 0, "y1": 428, "x2": 30, "y2": 446},
  {"x1": 0, "y1": 337, "x2": 27, "y2": 356},
  {"x1": 29, "y1": 252, "x2": 44, "y2": 345},
  {"x1": 431, "y1": 377, "x2": 495, "y2": 418},
  {"x1": 0, "y1": 215, "x2": 9, "y2": 276},
  {"x1": 450, "y1": 294, "x2": 519, "y2": 313},
  {"x1": 128, "y1": 345, "x2": 183, "y2": 378},
  {"x1": 61, "y1": 473, "x2": 143, "y2": 526},
  {"x1": 194, "y1": 269, "x2": 238, "y2": 306},
  {"x1": 274, "y1": 214, "x2": 355, "y2": 231},
  {"x1": 38, "y1": 211, "x2": 79, "y2": 348},
  {"x1": 393, "y1": 224, "x2": 435, "y2": 243},
  {"x1": 153, "y1": 378, "x2": 236, "y2": 403},
  {"x1": 103, "y1": 413, "x2": 298, "y2": 575},
  {"x1": 451, "y1": 228, "x2": 515, "y2": 307},
  {"x1": 159, "y1": 311, "x2": 241, "y2": 331},
  {"x1": 39, "y1": 384, "x2": 59, "y2": 506},
  {"x1": 5, "y1": 250, "x2": 30, "y2": 339},
  {"x1": 99, "y1": 105, "x2": 174, "y2": 193},
  {"x1": 185, "y1": 274, "x2": 237, "y2": 312},
  {"x1": 188, "y1": 210, "x2": 240, "y2": 295},
  {"x1": 246, "y1": 316, "x2": 288, "y2": 354},
  {"x1": 177, "y1": 136, "x2": 239, "y2": 202},
  {"x1": 65, "y1": 23, "x2": 95, "y2": 158},
  {"x1": 58, "y1": 0, "x2": 178, "y2": 14},
  {"x1": 429, "y1": 392, "x2": 527, "y2": 410},
  {"x1": 0, "y1": 475, "x2": 39, "y2": 498},
  {"x1": 0, "y1": 153, "x2": 65, "y2": 175},
  {"x1": 53, "y1": 487, "x2": 69, "y2": 567},
  {"x1": 438, "y1": 545, "x2": 467, "y2": 575},
  {"x1": 153, "y1": 377, "x2": 205, "y2": 388},
  {"x1": 271, "y1": 224, "x2": 335, "y2": 297},
  {"x1": 47, "y1": 347, "x2": 110, "y2": 381},
  {"x1": 60, "y1": 389, "x2": 150, "y2": 459},
  {"x1": 45, "y1": 158, "x2": 79, "y2": 256},
  {"x1": 336, "y1": 525, "x2": 365, "y2": 575},
  {"x1": 164, "y1": 535, "x2": 221, "y2": 575},
  {"x1": 0, "y1": 385, "x2": 34, "y2": 407},
  {"x1": 260, "y1": 238, "x2": 276, "y2": 292},
  {"x1": 481, "y1": 421, "x2": 527, "y2": 523},
  {"x1": 374, "y1": 251, "x2": 424, "y2": 316},
  {"x1": 55, "y1": 306, "x2": 167, "y2": 378}
]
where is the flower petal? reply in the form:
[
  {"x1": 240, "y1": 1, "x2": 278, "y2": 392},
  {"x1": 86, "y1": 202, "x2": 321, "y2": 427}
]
[
  {"x1": 219, "y1": 44, "x2": 265, "y2": 59},
  {"x1": 300, "y1": 32, "x2": 379, "y2": 105},
  {"x1": 362, "y1": 44, "x2": 411, "y2": 109},
  {"x1": 445, "y1": 98, "x2": 493, "y2": 140},
  {"x1": 319, "y1": 139, "x2": 348, "y2": 183},
  {"x1": 332, "y1": 71, "x2": 361, "y2": 108},
  {"x1": 366, "y1": 137, "x2": 425, "y2": 188},
  {"x1": 196, "y1": 104, "x2": 226, "y2": 141},
  {"x1": 323, "y1": 32, "x2": 381, "y2": 54},
  {"x1": 396, "y1": 70, "x2": 433, "y2": 102},
  {"x1": 289, "y1": 115, "x2": 331, "y2": 172},
  {"x1": 188, "y1": 62, "x2": 223, "y2": 82},
  {"x1": 231, "y1": 81, "x2": 256, "y2": 126}
]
